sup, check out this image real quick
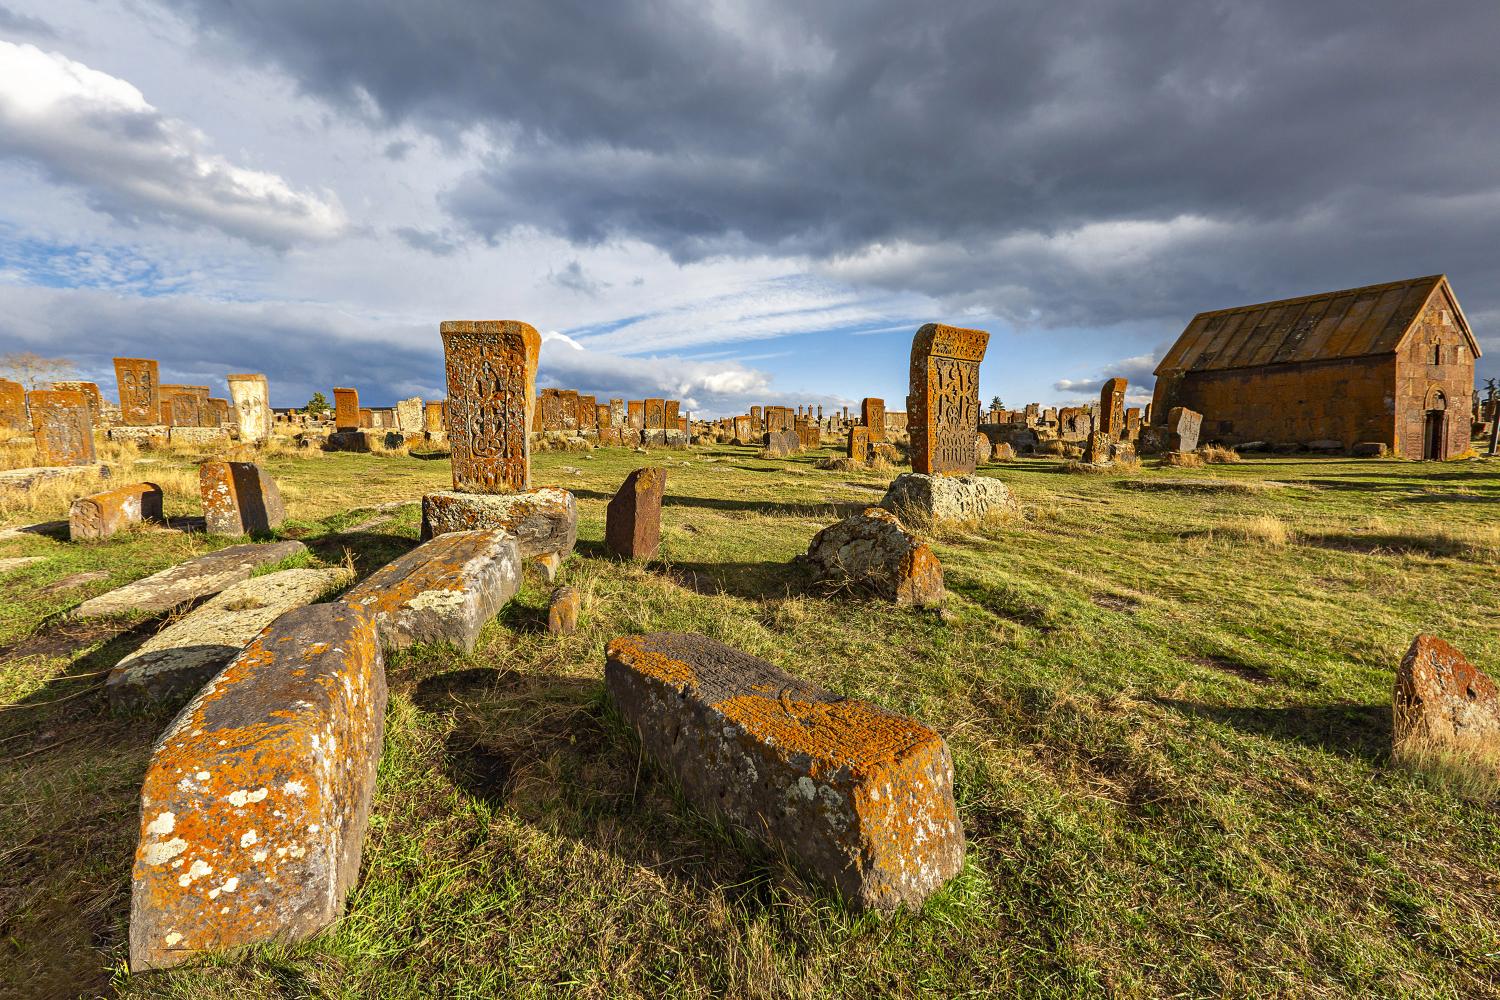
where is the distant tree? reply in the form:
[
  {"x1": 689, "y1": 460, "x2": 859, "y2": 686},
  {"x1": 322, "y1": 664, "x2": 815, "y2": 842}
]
[
  {"x1": 0, "y1": 351, "x2": 75, "y2": 390},
  {"x1": 990, "y1": 395, "x2": 1005, "y2": 411},
  {"x1": 304, "y1": 391, "x2": 332, "y2": 416}
]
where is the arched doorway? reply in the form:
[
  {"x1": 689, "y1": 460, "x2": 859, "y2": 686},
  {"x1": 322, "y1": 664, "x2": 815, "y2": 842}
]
[{"x1": 1423, "y1": 389, "x2": 1447, "y2": 460}]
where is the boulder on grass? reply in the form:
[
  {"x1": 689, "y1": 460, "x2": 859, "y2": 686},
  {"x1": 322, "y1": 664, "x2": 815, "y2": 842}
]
[
  {"x1": 129, "y1": 602, "x2": 386, "y2": 971},
  {"x1": 879, "y1": 472, "x2": 1017, "y2": 528},
  {"x1": 804, "y1": 507, "x2": 944, "y2": 606},
  {"x1": 199, "y1": 461, "x2": 285, "y2": 536},
  {"x1": 420, "y1": 488, "x2": 577, "y2": 566},
  {"x1": 1393, "y1": 635, "x2": 1500, "y2": 769},
  {"x1": 605, "y1": 632, "x2": 965, "y2": 911}
]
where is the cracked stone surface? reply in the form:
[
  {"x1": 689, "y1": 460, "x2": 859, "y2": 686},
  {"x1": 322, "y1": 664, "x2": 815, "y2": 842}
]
[{"x1": 76, "y1": 541, "x2": 306, "y2": 619}]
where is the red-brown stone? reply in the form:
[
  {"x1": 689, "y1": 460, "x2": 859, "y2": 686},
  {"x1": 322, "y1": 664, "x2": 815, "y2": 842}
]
[
  {"x1": 605, "y1": 467, "x2": 666, "y2": 559},
  {"x1": 908, "y1": 324, "x2": 988, "y2": 476},
  {"x1": 440, "y1": 320, "x2": 541, "y2": 493}
]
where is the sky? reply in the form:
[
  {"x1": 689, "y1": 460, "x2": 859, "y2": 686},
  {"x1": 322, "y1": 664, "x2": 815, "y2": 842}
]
[{"x1": 0, "y1": 0, "x2": 1496, "y2": 417}]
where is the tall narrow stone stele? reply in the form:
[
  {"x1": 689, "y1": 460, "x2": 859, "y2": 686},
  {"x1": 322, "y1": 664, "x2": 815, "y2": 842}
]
[
  {"x1": 29, "y1": 389, "x2": 96, "y2": 466},
  {"x1": 115, "y1": 358, "x2": 161, "y2": 426},
  {"x1": 226, "y1": 374, "x2": 272, "y2": 444},
  {"x1": 861, "y1": 398, "x2": 886, "y2": 443},
  {"x1": 332, "y1": 387, "x2": 360, "y2": 432},
  {"x1": 907, "y1": 324, "x2": 989, "y2": 476},
  {"x1": 1099, "y1": 377, "x2": 1127, "y2": 439},
  {"x1": 441, "y1": 320, "x2": 541, "y2": 493}
]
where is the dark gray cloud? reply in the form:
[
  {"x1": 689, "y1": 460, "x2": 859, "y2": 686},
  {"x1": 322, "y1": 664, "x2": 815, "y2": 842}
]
[
  {"x1": 171, "y1": 0, "x2": 1500, "y2": 356},
  {"x1": 393, "y1": 225, "x2": 460, "y2": 256},
  {"x1": 548, "y1": 260, "x2": 606, "y2": 296},
  {"x1": 0, "y1": 4, "x2": 57, "y2": 39}
]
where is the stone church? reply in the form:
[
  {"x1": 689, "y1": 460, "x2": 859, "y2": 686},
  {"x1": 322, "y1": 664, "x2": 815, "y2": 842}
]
[{"x1": 1152, "y1": 275, "x2": 1479, "y2": 459}]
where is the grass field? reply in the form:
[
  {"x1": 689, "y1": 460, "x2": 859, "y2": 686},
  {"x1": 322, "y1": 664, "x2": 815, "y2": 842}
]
[{"x1": 2, "y1": 438, "x2": 1498, "y2": 999}]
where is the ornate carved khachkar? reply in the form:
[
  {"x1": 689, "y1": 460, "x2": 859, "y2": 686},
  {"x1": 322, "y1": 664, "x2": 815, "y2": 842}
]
[
  {"x1": 114, "y1": 358, "x2": 161, "y2": 426},
  {"x1": 441, "y1": 320, "x2": 541, "y2": 493},
  {"x1": 29, "y1": 389, "x2": 96, "y2": 466},
  {"x1": 1099, "y1": 377, "x2": 1127, "y2": 438},
  {"x1": 907, "y1": 323, "x2": 989, "y2": 476},
  {"x1": 861, "y1": 397, "x2": 886, "y2": 443},
  {"x1": 333, "y1": 388, "x2": 360, "y2": 431}
]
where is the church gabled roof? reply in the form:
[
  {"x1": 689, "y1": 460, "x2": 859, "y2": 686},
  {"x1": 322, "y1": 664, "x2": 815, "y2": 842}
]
[{"x1": 1155, "y1": 275, "x2": 1479, "y2": 376}]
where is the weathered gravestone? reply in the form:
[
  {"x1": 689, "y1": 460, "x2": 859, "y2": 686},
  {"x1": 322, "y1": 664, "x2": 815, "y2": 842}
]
[
  {"x1": 114, "y1": 358, "x2": 161, "y2": 426},
  {"x1": 77, "y1": 540, "x2": 306, "y2": 618},
  {"x1": 847, "y1": 425, "x2": 871, "y2": 462},
  {"x1": 424, "y1": 401, "x2": 446, "y2": 436},
  {"x1": 128, "y1": 602, "x2": 386, "y2": 971},
  {"x1": 0, "y1": 377, "x2": 27, "y2": 432},
  {"x1": 53, "y1": 381, "x2": 104, "y2": 424},
  {"x1": 209, "y1": 398, "x2": 232, "y2": 428},
  {"x1": 333, "y1": 387, "x2": 360, "y2": 431},
  {"x1": 974, "y1": 431, "x2": 992, "y2": 465},
  {"x1": 605, "y1": 633, "x2": 965, "y2": 910},
  {"x1": 627, "y1": 399, "x2": 644, "y2": 430},
  {"x1": 804, "y1": 506, "x2": 944, "y2": 606},
  {"x1": 1099, "y1": 378, "x2": 1127, "y2": 439},
  {"x1": 442, "y1": 321, "x2": 539, "y2": 492},
  {"x1": 610, "y1": 398, "x2": 626, "y2": 427},
  {"x1": 644, "y1": 398, "x2": 666, "y2": 431},
  {"x1": 1166, "y1": 407, "x2": 1202, "y2": 452},
  {"x1": 547, "y1": 586, "x2": 580, "y2": 635},
  {"x1": 908, "y1": 324, "x2": 988, "y2": 476},
  {"x1": 342, "y1": 529, "x2": 521, "y2": 653},
  {"x1": 70, "y1": 483, "x2": 163, "y2": 541},
  {"x1": 578, "y1": 394, "x2": 597, "y2": 433},
  {"x1": 605, "y1": 467, "x2": 666, "y2": 559},
  {"x1": 761, "y1": 429, "x2": 800, "y2": 458},
  {"x1": 1393, "y1": 635, "x2": 1500, "y2": 771},
  {"x1": 226, "y1": 374, "x2": 272, "y2": 444},
  {"x1": 861, "y1": 397, "x2": 886, "y2": 443},
  {"x1": 199, "y1": 460, "x2": 286, "y2": 536},
  {"x1": 107, "y1": 567, "x2": 351, "y2": 710},
  {"x1": 394, "y1": 396, "x2": 424, "y2": 433},
  {"x1": 28, "y1": 389, "x2": 96, "y2": 466}
]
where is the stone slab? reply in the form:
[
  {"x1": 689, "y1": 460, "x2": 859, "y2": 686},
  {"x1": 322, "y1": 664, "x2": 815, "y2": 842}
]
[
  {"x1": 128, "y1": 602, "x2": 386, "y2": 971},
  {"x1": 880, "y1": 472, "x2": 1017, "y2": 527},
  {"x1": 606, "y1": 633, "x2": 965, "y2": 910},
  {"x1": 200, "y1": 461, "x2": 286, "y2": 536},
  {"x1": 76, "y1": 540, "x2": 306, "y2": 618},
  {"x1": 168, "y1": 427, "x2": 232, "y2": 446},
  {"x1": 70, "y1": 482, "x2": 164, "y2": 541},
  {"x1": 605, "y1": 467, "x2": 666, "y2": 559},
  {"x1": 342, "y1": 529, "x2": 521, "y2": 653},
  {"x1": 107, "y1": 567, "x2": 352, "y2": 711},
  {"x1": 420, "y1": 488, "x2": 577, "y2": 561},
  {"x1": 109, "y1": 426, "x2": 171, "y2": 448}
]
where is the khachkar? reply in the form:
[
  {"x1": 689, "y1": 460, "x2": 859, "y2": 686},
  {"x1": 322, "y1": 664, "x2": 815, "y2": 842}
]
[
  {"x1": 422, "y1": 321, "x2": 578, "y2": 574},
  {"x1": 908, "y1": 323, "x2": 988, "y2": 476},
  {"x1": 29, "y1": 389, "x2": 97, "y2": 466},
  {"x1": 114, "y1": 358, "x2": 161, "y2": 426},
  {"x1": 226, "y1": 373, "x2": 272, "y2": 444}
]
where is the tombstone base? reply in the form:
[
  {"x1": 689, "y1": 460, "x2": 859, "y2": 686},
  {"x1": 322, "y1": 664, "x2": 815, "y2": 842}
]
[
  {"x1": 421, "y1": 488, "x2": 578, "y2": 561},
  {"x1": 879, "y1": 472, "x2": 1017, "y2": 528},
  {"x1": 0, "y1": 465, "x2": 105, "y2": 493},
  {"x1": 168, "y1": 426, "x2": 231, "y2": 447},
  {"x1": 108, "y1": 426, "x2": 170, "y2": 448}
]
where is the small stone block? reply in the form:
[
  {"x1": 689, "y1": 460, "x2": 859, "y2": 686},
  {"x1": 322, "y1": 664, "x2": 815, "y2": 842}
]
[
  {"x1": 605, "y1": 633, "x2": 965, "y2": 911},
  {"x1": 420, "y1": 488, "x2": 577, "y2": 561},
  {"x1": 342, "y1": 529, "x2": 521, "y2": 653},
  {"x1": 605, "y1": 467, "x2": 666, "y2": 559},
  {"x1": 128, "y1": 602, "x2": 386, "y2": 971},
  {"x1": 70, "y1": 482, "x2": 164, "y2": 541},
  {"x1": 547, "y1": 586, "x2": 580, "y2": 635},
  {"x1": 76, "y1": 540, "x2": 306, "y2": 618},
  {"x1": 199, "y1": 461, "x2": 286, "y2": 536}
]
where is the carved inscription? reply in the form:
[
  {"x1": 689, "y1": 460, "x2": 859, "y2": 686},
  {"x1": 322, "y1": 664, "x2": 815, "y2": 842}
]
[
  {"x1": 644, "y1": 398, "x2": 666, "y2": 431},
  {"x1": 908, "y1": 324, "x2": 989, "y2": 476},
  {"x1": 441, "y1": 320, "x2": 540, "y2": 493},
  {"x1": 1099, "y1": 378, "x2": 1127, "y2": 438},
  {"x1": 861, "y1": 398, "x2": 886, "y2": 443},
  {"x1": 29, "y1": 389, "x2": 96, "y2": 466},
  {"x1": 114, "y1": 358, "x2": 161, "y2": 426},
  {"x1": 333, "y1": 388, "x2": 359, "y2": 430}
]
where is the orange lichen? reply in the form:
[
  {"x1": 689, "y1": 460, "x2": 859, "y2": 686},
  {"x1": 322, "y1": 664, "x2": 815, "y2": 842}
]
[
  {"x1": 713, "y1": 694, "x2": 937, "y2": 779},
  {"x1": 606, "y1": 636, "x2": 697, "y2": 689}
]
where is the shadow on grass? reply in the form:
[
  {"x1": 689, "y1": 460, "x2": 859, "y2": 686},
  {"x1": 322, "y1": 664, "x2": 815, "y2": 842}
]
[
  {"x1": 568, "y1": 486, "x2": 864, "y2": 519},
  {"x1": 305, "y1": 528, "x2": 417, "y2": 576},
  {"x1": 1299, "y1": 531, "x2": 1492, "y2": 560},
  {"x1": 1153, "y1": 698, "x2": 1392, "y2": 763}
]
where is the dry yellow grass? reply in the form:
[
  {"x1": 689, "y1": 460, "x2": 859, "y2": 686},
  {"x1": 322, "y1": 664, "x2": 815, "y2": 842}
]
[
  {"x1": 1161, "y1": 451, "x2": 1204, "y2": 468},
  {"x1": 1200, "y1": 444, "x2": 1241, "y2": 464},
  {"x1": 1217, "y1": 514, "x2": 1293, "y2": 546}
]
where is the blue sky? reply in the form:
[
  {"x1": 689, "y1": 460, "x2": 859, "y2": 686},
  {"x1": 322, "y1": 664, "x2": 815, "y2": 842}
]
[{"x1": 0, "y1": 1, "x2": 1495, "y2": 415}]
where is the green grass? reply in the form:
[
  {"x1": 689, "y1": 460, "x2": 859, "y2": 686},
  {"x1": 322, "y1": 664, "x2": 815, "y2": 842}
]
[{"x1": 2, "y1": 441, "x2": 1499, "y2": 998}]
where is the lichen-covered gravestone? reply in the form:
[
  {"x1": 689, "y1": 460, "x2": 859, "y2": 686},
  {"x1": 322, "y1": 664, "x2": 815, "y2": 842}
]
[
  {"x1": 70, "y1": 482, "x2": 163, "y2": 541},
  {"x1": 1166, "y1": 407, "x2": 1203, "y2": 452},
  {"x1": 114, "y1": 358, "x2": 162, "y2": 426},
  {"x1": 606, "y1": 633, "x2": 965, "y2": 910},
  {"x1": 861, "y1": 397, "x2": 886, "y2": 444},
  {"x1": 0, "y1": 377, "x2": 27, "y2": 432},
  {"x1": 199, "y1": 460, "x2": 286, "y2": 536},
  {"x1": 1099, "y1": 377, "x2": 1127, "y2": 439},
  {"x1": 804, "y1": 506, "x2": 944, "y2": 606},
  {"x1": 333, "y1": 387, "x2": 360, "y2": 431},
  {"x1": 1393, "y1": 634, "x2": 1500, "y2": 771},
  {"x1": 847, "y1": 425, "x2": 871, "y2": 463},
  {"x1": 226, "y1": 374, "x2": 272, "y2": 444},
  {"x1": 907, "y1": 324, "x2": 989, "y2": 476},
  {"x1": 605, "y1": 467, "x2": 666, "y2": 559},
  {"x1": 28, "y1": 389, "x2": 96, "y2": 466}
]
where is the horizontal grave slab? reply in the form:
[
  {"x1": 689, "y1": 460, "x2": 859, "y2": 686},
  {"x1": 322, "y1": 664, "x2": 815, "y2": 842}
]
[
  {"x1": 76, "y1": 540, "x2": 306, "y2": 618},
  {"x1": 129, "y1": 602, "x2": 387, "y2": 971},
  {"x1": 605, "y1": 632, "x2": 965, "y2": 911}
]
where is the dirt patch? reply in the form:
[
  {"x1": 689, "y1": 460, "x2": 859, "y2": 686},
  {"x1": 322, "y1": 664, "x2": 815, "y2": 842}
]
[
  {"x1": 0, "y1": 617, "x2": 159, "y2": 666},
  {"x1": 1092, "y1": 593, "x2": 1140, "y2": 613},
  {"x1": 1190, "y1": 654, "x2": 1274, "y2": 686}
]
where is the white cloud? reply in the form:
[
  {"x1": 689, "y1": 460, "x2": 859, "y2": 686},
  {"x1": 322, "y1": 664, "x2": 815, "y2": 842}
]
[{"x1": 0, "y1": 41, "x2": 345, "y2": 248}]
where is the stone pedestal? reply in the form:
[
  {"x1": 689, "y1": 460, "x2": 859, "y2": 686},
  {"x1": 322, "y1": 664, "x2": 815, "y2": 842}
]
[
  {"x1": 421, "y1": 488, "x2": 577, "y2": 562},
  {"x1": 879, "y1": 472, "x2": 1017, "y2": 527}
]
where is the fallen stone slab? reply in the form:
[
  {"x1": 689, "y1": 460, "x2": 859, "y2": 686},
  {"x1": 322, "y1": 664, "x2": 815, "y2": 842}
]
[
  {"x1": 880, "y1": 472, "x2": 1017, "y2": 528},
  {"x1": 342, "y1": 529, "x2": 520, "y2": 653},
  {"x1": 168, "y1": 426, "x2": 232, "y2": 447},
  {"x1": 70, "y1": 482, "x2": 164, "y2": 541},
  {"x1": 605, "y1": 467, "x2": 666, "y2": 559},
  {"x1": 106, "y1": 567, "x2": 352, "y2": 711},
  {"x1": 0, "y1": 556, "x2": 46, "y2": 573},
  {"x1": 605, "y1": 632, "x2": 965, "y2": 911},
  {"x1": 421, "y1": 487, "x2": 577, "y2": 564},
  {"x1": 1394, "y1": 634, "x2": 1500, "y2": 768},
  {"x1": 0, "y1": 465, "x2": 103, "y2": 493},
  {"x1": 76, "y1": 540, "x2": 306, "y2": 619},
  {"x1": 129, "y1": 602, "x2": 386, "y2": 971},
  {"x1": 804, "y1": 507, "x2": 944, "y2": 606},
  {"x1": 38, "y1": 569, "x2": 111, "y2": 595},
  {"x1": 200, "y1": 461, "x2": 286, "y2": 536}
]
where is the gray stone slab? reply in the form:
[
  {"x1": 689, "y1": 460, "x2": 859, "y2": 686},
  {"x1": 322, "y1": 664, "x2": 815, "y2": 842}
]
[{"x1": 75, "y1": 540, "x2": 306, "y2": 619}]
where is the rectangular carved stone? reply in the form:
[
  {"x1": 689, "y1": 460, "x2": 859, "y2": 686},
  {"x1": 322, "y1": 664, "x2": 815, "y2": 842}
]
[
  {"x1": 333, "y1": 387, "x2": 359, "y2": 431},
  {"x1": 115, "y1": 359, "x2": 161, "y2": 426},
  {"x1": 610, "y1": 398, "x2": 625, "y2": 427},
  {"x1": 199, "y1": 461, "x2": 287, "y2": 536},
  {"x1": 606, "y1": 633, "x2": 965, "y2": 911},
  {"x1": 605, "y1": 467, "x2": 666, "y2": 559},
  {"x1": 848, "y1": 425, "x2": 870, "y2": 462},
  {"x1": 421, "y1": 487, "x2": 577, "y2": 562},
  {"x1": 226, "y1": 374, "x2": 272, "y2": 444},
  {"x1": 77, "y1": 540, "x2": 306, "y2": 618},
  {"x1": 28, "y1": 389, "x2": 96, "y2": 466},
  {"x1": 664, "y1": 400, "x2": 679, "y2": 428},
  {"x1": 424, "y1": 401, "x2": 446, "y2": 434},
  {"x1": 343, "y1": 529, "x2": 521, "y2": 653},
  {"x1": 53, "y1": 381, "x2": 104, "y2": 424},
  {"x1": 577, "y1": 394, "x2": 597, "y2": 432},
  {"x1": 644, "y1": 398, "x2": 666, "y2": 430},
  {"x1": 128, "y1": 602, "x2": 386, "y2": 971},
  {"x1": 861, "y1": 398, "x2": 886, "y2": 443},
  {"x1": 441, "y1": 320, "x2": 541, "y2": 493},
  {"x1": 908, "y1": 324, "x2": 989, "y2": 476},
  {"x1": 1166, "y1": 407, "x2": 1203, "y2": 452},
  {"x1": 628, "y1": 400, "x2": 644, "y2": 430},
  {"x1": 1099, "y1": 378, "x2": 1127, "y2": 438},
  {"x1": 595, "y1": 403, "x2": 610, "y2": 430},
  {"x1": 558, "y1": 390, "x2": 579, "y2": 431},
  {"x1": 70, "y1": 482, "x2": 164, "y2": 541},
  {"x1": 0, "y1": 377, "x2": 27, "y2": 432}
]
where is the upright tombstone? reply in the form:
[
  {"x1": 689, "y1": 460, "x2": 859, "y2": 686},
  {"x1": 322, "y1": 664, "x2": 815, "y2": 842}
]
[
  {"x1": 160, "y1": 386, "x2": 200, "y2": 428},
  {"x1": 333, "y1": 387, "x2": 360, "y2": 431},
  {"x1": 664, "y1": 400, "x2": 680, "y2": 428},
  {"x1": 750, "y1": 405, "x2": 763, "y2": 434},
  {"x1": 861, "y1": 398, "x2": 886, "y2": 443},
  {"x1": 394, "y1": 396, "x2": 424, "y2": 434},
  {"x1": 441, "y1": 321, "x2": 540, "y2": 492},
  {"x1": 185, "y1": 386, "x2": 214, "y2": 427},
  {"x1": 644, "y1": 398, "x2": 666, "y2": 431},
  {"x1": 908, "y1": 324, "x2": 989, "y2": 476},
  {"x1": 226, "y1": 374, "x2": 272, "y2": 444},
  {"x1": 609, "y1": 398, "x2": 626, "y2": 428},
  {"x1": 200, "y1": 460, "x2": 286, "y2": 536},
  {"x1": 28, "y1": 389, "x2": 96, "y2": 466},
  {"x1": 558, "y1": 390, "x2": 580, "y2": 432},
  {"x1": 0, "y1": 378, "x2": 25, "y2": 432},
  {"x1": 114, "y1": 358, "x2": 161, "y2": 426},
  {"x1": 209, "y1": 398, "x2": 232, "y2": 427},
  {"x1": 605, "y1": 467, "x2": 667, "y2": 559},
  {"x1": 848, "y1": 425, "x2": 871, "y2": 463},
  {"x1": 53, "y1": 381, "x2": 104, "y2": 424},
  {"x1": 424, "y1": 401, "x2": 446, "y2": 435},
  {"x1": 358, "y1": 408, "x2": 373, "y2": 429},
  {"x1": 628, "y1": 400, "x2": 645, "y2": 431},
  {"x1": 1099, "y1": 378, "x2": 1127, "y2": 440},
  {"x1": 1166, "y1": 407, "x2": 1203, "y2": 453},
  {"x1": 577, "y1": 394, "x2": 597, "y2": 433}
]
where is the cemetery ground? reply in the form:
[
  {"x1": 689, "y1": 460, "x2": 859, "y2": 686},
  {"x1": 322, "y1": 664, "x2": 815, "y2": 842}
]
[{"x1": 2, "y1": 439, "x2": 1498, "y2": 999}]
